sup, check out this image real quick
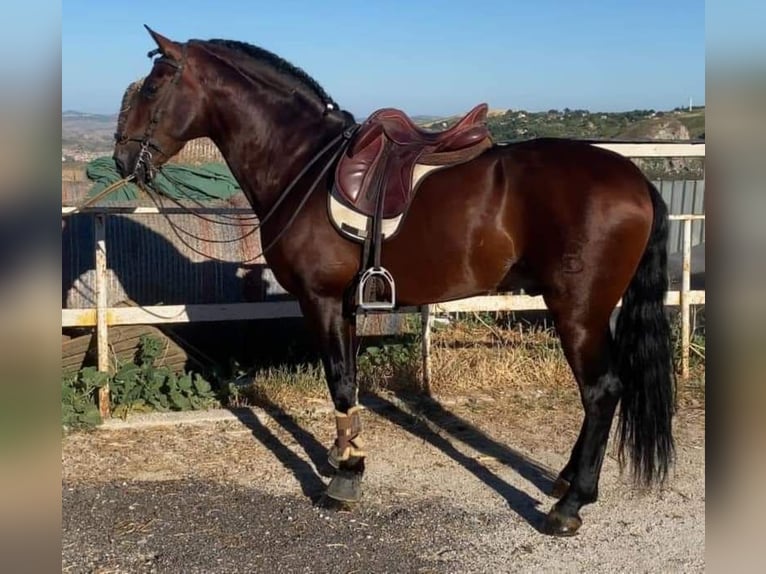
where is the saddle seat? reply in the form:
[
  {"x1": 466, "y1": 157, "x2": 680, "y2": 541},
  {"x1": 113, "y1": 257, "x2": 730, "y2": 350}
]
[
  {"x1": 332, "y1": 103, "x2": 492, "y2": 226},
  {"x1": 367, "y1": 103, "x2": 490, "y2": 150}
]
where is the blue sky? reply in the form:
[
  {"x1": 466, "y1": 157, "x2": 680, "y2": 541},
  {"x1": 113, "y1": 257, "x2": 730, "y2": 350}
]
[{"x1": 62, "y1": 0, "x2": 704, "y2": 117}]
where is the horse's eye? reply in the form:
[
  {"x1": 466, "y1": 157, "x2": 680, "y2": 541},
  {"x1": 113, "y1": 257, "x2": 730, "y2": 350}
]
[{"x1": 142, "y1": 84, "x2": 159, "y2": 98}]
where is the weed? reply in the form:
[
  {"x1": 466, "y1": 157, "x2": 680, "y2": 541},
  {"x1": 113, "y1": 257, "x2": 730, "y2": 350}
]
[
  {"x1": 62, "y1": 367, "x2": 108, "y2": 431},
  {"x1": 62, "y1": 335, "x2": 218, "y2": 431},
  {"x1": 358, "y1": 337, "x2": 421, "y2": 393}
]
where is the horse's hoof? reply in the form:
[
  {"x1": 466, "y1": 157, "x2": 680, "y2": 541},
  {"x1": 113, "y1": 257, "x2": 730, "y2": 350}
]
[
  {"x1": 317, "y1": 496, "x2": 356, "y2": 512},
  {"x1": 325, "y1": 471, "x2": 363, "y2": 504},
  {"x1": 551, "y1": 477, "x2": 571, "y2": 499},
  {"x1": 543, "y1": 508, "x2": 582, "y2": 537}
]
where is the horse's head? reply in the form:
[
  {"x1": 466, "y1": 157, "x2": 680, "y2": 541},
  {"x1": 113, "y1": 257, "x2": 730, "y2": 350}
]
[{"x1": 113, "y1": 26, "x2": 205, "y2": 182}]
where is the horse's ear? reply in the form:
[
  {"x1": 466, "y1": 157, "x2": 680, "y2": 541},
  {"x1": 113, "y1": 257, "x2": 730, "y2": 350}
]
[{"x1": 144, "y1": 25, "x2": 182, "y2": 60}]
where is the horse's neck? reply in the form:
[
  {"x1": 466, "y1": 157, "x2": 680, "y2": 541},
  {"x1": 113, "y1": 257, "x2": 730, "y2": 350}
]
[{"x1": 205, "y1": 92, "x2": 345, "y2": 217}]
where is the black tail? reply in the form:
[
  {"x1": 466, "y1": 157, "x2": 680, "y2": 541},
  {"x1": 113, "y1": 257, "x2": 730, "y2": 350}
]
[{"x1": 614, "y1": 183, "x2": 676, "y2": 485}]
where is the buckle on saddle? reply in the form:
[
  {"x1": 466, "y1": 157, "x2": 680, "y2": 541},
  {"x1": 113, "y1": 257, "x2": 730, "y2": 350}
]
[{"x1": 357, "y1": 266, "x2": 396, "y2": 311}]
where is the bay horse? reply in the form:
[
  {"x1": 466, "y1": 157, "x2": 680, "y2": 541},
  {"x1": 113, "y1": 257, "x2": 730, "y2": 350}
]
[{"x1": 113, "y1": 27, "x2": 675, "y2": 536}]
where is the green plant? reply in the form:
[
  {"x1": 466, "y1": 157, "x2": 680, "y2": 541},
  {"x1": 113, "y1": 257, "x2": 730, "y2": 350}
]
[
  {"x1": 61, "y1": 335, "x2": 219, "y2": 431},
  {"x1": 110, "y1": 335, "x2": 217, "y2": 418},
  {"x1": 357, "y1": 338, "x2": 420, "y2": 391},
  {"x1": 61, "y1": 367, "x2": 107, "y2": 431}
]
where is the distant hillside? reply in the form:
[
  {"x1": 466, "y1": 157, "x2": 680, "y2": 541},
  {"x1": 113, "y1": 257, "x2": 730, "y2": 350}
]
[
  {"x1": 418, "y1": 106, "x2": 705, "y2": 180},
  {"x1": 420, "y1": 107, "x2": 705, "y2": 141},
  {"x1": 62, "y1": 110, "x2": 118, "y2": 130},
  {"x1": 62, "y1": 111, "x2": 119, "y2": 161},
  {"x1": 408, "y1": 114, "x2": 445, "y2": 125},
  {"x1": 62, "y1": 105, "x2": 704, "y2": 166}
]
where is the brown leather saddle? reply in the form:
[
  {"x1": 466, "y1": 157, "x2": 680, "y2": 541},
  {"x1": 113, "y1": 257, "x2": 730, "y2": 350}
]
[
  {"x1": 329, "y1": 103, "x2": 493, "y2": 310},
  {"x1": 332, "y1": 103, "x2": 492, "y2": 224}
]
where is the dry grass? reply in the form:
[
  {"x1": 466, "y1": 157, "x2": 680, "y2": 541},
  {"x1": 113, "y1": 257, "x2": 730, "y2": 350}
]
[
  {"x1": 426, "y1": 322, "x2": 583, "y2": 426},
  {"x1": 237, "y1": 363, "x2": 328, "y2": 408},
  {"x1": 430, "y1": 321, "x2": 574, "y2": 395},
  {"x1": 235, "y1": 321, "x2": 579, "y2": 414},
  {"x1": 235, "y1": 319, "x2": 704, "y2": 423}
]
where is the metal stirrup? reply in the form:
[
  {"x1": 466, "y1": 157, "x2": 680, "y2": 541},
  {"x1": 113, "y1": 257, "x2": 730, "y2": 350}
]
[{"x1": 357, "y1": 266, "x2": 396, "y2": 310}]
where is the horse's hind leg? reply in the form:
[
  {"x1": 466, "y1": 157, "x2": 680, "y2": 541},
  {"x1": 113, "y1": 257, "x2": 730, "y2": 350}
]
[
  {"x1": 299, "y1": 294, "x2": 365, "y2": 504},
  {"x1": 543, "y1": 297, "x2": 622, "y2": 536},
  {"x1": 549, "y1": 345, "x2": 612, "y2": 499},
  {"x1": 550, "y1": 420, "x2": 585, "y2": 498}
]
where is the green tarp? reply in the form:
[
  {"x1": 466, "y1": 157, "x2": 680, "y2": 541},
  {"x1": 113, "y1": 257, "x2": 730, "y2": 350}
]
[{"x1": 85, "y1": 156, "x2": 242, "y2": 202}]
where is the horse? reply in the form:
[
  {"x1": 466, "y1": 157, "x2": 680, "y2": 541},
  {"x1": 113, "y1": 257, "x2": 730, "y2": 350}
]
[{"x1": 113, "y1": 26, "x2": 676, "y2": 536}]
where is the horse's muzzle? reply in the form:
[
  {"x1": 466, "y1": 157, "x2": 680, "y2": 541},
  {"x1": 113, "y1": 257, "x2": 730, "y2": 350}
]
[
  {"x1": 113, "y1": 144, "x2": 151, "y2": 183},
  {"x1": 113, "y1": 153, "x2": 129, "y2": 178}
]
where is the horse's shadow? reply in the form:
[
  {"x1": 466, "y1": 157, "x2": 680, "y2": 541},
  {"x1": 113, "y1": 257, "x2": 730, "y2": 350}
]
[
  {"x1": 361, "y1": 391, "x2": 556, "y2": 532},
  {"x1": 234, "y1": 382, "x2": 557, "y2": 532},
  {"x1": 227, "y1": 400, "x2": 331, "y2": 501}
]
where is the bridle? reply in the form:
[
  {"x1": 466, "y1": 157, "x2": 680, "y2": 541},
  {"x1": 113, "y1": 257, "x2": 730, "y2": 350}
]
[
  {"x1": 109, "y1": 41, "x2": 361, "y2": 263},
  {"x1": 113, "y1": 44, "x2": 188, "y2": 180}
]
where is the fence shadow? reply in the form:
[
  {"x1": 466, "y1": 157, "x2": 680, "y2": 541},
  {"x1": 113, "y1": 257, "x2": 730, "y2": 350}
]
[
  {"x1": 363, "y1": 391, "x2": 558, "y2": 532},
  {"x1": 62, "y1": 212, "x2": 317, "y2": 371}
]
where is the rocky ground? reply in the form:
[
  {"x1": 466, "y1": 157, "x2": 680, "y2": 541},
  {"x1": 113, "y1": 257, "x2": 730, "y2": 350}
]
[{"x1": 62, "y1": 390, "x2": 705, "y2": 573}]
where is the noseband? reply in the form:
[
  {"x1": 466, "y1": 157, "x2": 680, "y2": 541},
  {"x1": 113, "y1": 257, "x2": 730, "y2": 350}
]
[{"x1": 114, "y1": 45, "x2": 188, "y2": 179}]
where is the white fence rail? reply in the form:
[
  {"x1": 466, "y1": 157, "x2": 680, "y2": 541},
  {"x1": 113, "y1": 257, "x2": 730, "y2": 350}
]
[{"x1": 62, "y1": 142, "x2": 705, "y2": 415}]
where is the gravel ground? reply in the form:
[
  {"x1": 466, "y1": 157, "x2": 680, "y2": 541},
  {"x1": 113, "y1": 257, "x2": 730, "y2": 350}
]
[{"x1": 62, "y1": 393, "x2": 705, "y2": 573}]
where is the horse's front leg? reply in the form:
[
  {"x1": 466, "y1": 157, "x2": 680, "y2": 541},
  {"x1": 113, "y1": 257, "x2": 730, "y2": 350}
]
[{"x1": 300, "y1": 294, "x2": 365, "y2": 504}]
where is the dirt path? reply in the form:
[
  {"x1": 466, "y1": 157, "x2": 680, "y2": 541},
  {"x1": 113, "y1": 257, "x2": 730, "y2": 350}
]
[{"x1": 62, "y1": 393, "x2": 705, "y2": 573}]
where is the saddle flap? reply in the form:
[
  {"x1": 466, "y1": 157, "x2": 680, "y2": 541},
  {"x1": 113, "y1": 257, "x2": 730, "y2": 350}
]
[
  {"x1": 382, "y1": 143, "x2": 420, "y2": 217},
  {"x1": 336, "y1": 132, "x2": 384, "y2": 209}
]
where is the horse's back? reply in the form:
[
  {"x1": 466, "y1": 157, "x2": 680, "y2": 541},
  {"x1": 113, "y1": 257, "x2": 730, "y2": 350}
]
[
  {"x1": 500, "y1": 137, "x2": 649, "y2": 197},
  {"x1": 498, "y1": 138, "x2": 653, "y2": 240}
]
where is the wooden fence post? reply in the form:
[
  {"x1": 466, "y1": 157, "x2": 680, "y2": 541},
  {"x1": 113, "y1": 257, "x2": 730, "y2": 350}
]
[
  {"x1": 95, "y1": 214, "x2": 111, "y2": 418},
  {"x1": 421, "y1": 305, "x2": 433, "y2": 394},
  {"x1": 680, "y1": 217, "x2": 691, "y2": 379}
]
